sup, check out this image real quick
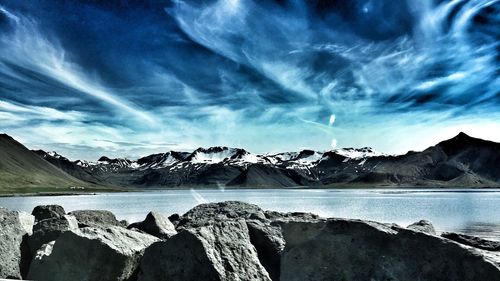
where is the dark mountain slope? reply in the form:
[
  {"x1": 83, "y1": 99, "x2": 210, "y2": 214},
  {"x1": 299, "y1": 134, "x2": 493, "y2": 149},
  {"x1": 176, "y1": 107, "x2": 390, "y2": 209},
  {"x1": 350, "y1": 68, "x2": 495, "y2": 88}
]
[
  {"x1": 32, "y1": 150, "x2": 104, "y2": 185},
  {"x1": 345, "y1": 133, "x2": 500, "y2": 187},
  {"x1": 227, "y1": 164, "x2": 316, "y2": 187},
  {"x1": 0, "y1": 134, "x2": 86, "y2": 192},
  {"x1": 435, "y1": 132, "x2": 500, "y2": 182},
  {"x1": 134, "y1": 163, "x2": 243, "y2": 187}
]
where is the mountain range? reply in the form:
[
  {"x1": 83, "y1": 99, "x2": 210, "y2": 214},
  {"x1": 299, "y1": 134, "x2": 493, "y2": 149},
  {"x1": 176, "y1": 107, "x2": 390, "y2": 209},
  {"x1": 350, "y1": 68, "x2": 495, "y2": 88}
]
[{"x1": 0, "y1": 132, "x2": 499, "y2": 193}]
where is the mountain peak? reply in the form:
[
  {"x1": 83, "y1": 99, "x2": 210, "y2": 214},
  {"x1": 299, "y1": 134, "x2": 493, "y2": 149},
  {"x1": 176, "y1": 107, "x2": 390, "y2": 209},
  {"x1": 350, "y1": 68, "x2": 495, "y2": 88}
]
[
  {"x1": 0, "y1": 133, "x2": 15, "y2": 142},
  {"x1": 437, "y1": 132, "x2": 497, "y2": 156},
  {"x1": 97, "y1": 156, "x2": 112, "y2": 162},
  {"x1": 440, "y1": 132, "x2": 478, "y2": 145},
  {"x1": 454, "y1": 132, "x2": 472, "y2": 140},
  {"x1": 0, "y1": 133, "x2": 27, "y2": 150}
]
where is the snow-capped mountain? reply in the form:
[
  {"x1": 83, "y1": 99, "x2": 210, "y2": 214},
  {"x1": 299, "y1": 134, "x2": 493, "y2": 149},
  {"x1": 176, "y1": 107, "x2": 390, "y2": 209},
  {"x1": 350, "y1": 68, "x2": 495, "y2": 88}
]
[
  {"x1": 31, "y1": 132, "x2": 500, "y2": 188},
  {"x1": 36, "y1": 146, "x2": 386, "y2": 179},
  {"x1": 136, "y1": 151, "x2": 190, "y2": 169},
  {"x1": 266, "y1": 150, "x2": 324, "y2": 166},
  {"x1": 331, "y1": 147, "x2": 384, "y2": 160},
  {"x1": 186, "y1": 147, "x2": 254, "y2": 164}
]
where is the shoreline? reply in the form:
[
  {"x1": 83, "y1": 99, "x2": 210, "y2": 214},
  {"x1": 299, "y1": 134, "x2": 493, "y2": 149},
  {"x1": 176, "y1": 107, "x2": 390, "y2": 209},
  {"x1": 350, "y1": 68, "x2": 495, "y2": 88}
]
[
  {"x1": 0, "y1": 192, "x2": 99, "y2": 198},
  {"x1": 2, "y1": 185, "x2": 500, "y2": 197}
]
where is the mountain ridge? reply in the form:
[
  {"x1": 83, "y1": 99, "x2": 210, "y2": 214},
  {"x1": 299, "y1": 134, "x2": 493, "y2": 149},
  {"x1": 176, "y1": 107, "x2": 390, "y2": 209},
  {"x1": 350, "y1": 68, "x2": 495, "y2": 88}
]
[
  {"x1": 0, "y1": 134, "x2": 89, "y2": 193},
  {"x1": 1, "y1": 132, "x2": 499, "y2": 191}
]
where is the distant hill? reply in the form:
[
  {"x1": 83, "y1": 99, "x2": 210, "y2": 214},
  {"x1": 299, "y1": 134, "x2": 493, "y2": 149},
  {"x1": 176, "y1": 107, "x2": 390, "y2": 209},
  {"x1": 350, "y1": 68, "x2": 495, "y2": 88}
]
[
  {"x1": 1, "y1": 132, "x2": 499, "y2": 192},
  {"x1": 0, "y1": 134, "x2": 87, "y2": 193}
]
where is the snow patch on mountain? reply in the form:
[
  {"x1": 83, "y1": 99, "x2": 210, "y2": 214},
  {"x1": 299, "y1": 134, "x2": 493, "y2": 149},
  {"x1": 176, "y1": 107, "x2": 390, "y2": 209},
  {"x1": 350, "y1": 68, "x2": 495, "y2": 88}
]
[
  {"x1": 75, "y1": 160, "x2": 97, "y2": 167},
  {"x1": 46, "y1": 151, "x2": 66, "y2": 159},
  {"x1": 332, "y1": 147, "x2": 384, "y2": 159},
  {"x1": 188, "y1": 147, "x2": 256, "y2": 164},
  {"x1": 295, "y1": 151, "x2": 323, "y2": 165},
  {"x1": 265, "y1": 150, "x2": 323, "y2": 167}
]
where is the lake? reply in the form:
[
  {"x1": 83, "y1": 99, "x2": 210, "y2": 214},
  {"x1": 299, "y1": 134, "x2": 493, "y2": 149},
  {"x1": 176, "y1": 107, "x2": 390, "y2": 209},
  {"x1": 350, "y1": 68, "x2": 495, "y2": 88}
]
[{"x1": 1, "y1": 188, "x2": 499, "y2": 241}]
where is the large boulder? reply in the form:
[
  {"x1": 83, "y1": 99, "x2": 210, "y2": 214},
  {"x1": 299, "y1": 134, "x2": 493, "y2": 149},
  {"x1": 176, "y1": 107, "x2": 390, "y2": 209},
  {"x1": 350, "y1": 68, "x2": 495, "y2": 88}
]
[
  {"x1": 442, "y1": 232, "x2": 500, "y2": 251},
  {"x1": 407, "y1": 219, "x2": 436, "y2": 235},
  {"x1": 246, "y1": 220, "x2": 285, "y2": 281},
  {"x1": 127, "y1": 211, "x2": 177, "y2": 239},
  {"x1": 0, "y1": 208, "x2": 34, "y2": 279},
  {"x1": 176, "y1": 202, "x2": 314, "y2": 281},
  {"x1": 27, "y1": 215, "x2": 79, "y2": 254},
  {"x1": 253, "y1": 210, "x2": 320, "y2": 281},
  {"x1": 177, "y1": 201, "x2": 267, "y2": 229},
  {"x1": 27, "y1": 226, "x2": 159, "y2": 281},
  {"x1": 280, "y1": 219, "x2": 500, "y2": 281},
  {"x1": 32, "y1": 205, "x2": 66, "y2": 222},
  {"x1": 68, "y1": 209, "x2": 123, "y2": 228},
  {"x1": 138, "y1": 220, "x2": 271, "y2": 281}
]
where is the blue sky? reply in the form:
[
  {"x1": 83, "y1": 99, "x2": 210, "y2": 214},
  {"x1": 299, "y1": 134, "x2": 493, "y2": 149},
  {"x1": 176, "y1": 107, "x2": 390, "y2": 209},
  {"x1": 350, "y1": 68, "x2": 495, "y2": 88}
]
[{"x1": 0, "y1": 0, "x2": 499, "y2": 160}]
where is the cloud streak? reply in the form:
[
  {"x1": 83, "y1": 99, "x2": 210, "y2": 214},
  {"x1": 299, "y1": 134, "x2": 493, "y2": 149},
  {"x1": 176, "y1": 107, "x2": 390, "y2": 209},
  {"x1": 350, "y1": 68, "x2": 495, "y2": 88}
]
[
  {"x1": 0, "y1": 5, "x2": 156, "y2": 124},
  {"x1": 0, "y1": 0, "x2": 498, "y2": 159}
]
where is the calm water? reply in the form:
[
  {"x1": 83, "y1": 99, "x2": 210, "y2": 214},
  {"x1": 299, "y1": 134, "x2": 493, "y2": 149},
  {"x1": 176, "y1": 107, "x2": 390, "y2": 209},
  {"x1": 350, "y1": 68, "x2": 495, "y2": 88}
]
[{"x1": 1, "y1": 189, "x2": 499, "y2": 241}]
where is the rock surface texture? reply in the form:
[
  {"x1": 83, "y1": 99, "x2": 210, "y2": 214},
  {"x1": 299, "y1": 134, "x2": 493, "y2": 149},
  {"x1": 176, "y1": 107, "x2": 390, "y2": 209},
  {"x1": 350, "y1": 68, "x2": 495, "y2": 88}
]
[
  {"x1": 0, "y1": 208, "x2": 34, "y2": 279},
  {"x1": 68, "y1": 209, "x2": 123, "y2": 228},
  {"x1": 27, "y1": 226, "x2": 158, "y2": 281},
  {"x1": 246, "y1": 220, "x2": 285, "y2": 281},
  {"x1": 407, "y1": 219, "x2": 437, "y2": 235},
  {"x1": 127, "y1": 211, "x2": 177, "y2": 239},
  {"x1": 176, "y1": 201, "x2": 267, "y2": 229},
  {"x1": 138, "y1": 220, "x2": 271, "y2": 281},
  {"x1": 442, "y1": 232, "x2": 500, "y2": 251},
  {"x1": 31, "y1": 205, "x2": 66, "y2": 222},
  {"x1": 280, "y1": 219, "x2": 500, "y2": 281},
  {"x1": 175, "y1": 201, "x2": 330, "y2": 281},
  {"x1": 27, "y1": 215, "x2": 79, "y2": 255}
]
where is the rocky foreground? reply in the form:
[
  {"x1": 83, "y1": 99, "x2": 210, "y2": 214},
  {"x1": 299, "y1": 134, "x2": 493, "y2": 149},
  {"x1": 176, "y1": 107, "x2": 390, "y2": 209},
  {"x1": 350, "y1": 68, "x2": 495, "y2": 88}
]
[{"x1": 1, "y1": 202, "x2": 499, "y2": 281}]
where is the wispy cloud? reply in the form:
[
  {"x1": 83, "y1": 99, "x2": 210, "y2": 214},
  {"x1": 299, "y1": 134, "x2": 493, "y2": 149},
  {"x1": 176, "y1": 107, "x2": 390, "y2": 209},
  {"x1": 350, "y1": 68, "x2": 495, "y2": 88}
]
[
  {"x1": 0, "y1": 100, "x2": 84, "y2": 122},
  {"x1": 0, "y1": 1, "x2": 498, "y2": 159},
  {"x1": 0, "y1": 5, "x2": 156, "y2": 124}
]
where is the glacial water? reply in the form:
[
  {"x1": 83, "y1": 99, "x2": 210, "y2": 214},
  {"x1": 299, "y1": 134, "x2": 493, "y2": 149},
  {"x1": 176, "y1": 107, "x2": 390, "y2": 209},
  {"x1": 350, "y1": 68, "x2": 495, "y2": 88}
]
[{"x1": 1, "y1": 189, "x2": 499, "y2": 241}]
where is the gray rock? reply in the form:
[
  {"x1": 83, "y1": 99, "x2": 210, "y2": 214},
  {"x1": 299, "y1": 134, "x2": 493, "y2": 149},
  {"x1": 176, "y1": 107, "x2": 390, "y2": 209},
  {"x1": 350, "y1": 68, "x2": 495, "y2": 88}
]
[
  {"x1": 177, "y1": 201, "x2": 267, "y2": 229},
  {"x1": 264, "y1": 210, "x2": 319, "y2": 221},
  {"x1": 28, "y1": 215, "x2": 79, "y2": 254},
  {"x1": 280, "y1": 219, "x2": 500, "y2": 281},
  {"x1": 27, "y1": 226, "x2": 159, "y2": 281},
  {"x1": 442, "y1": 232, "x2": 500, "y2": 251},
  {"x1": 176, "y1": 201, "x2": 314, "y2": 281},
  {"x1": 68, "y1": 209, "x2": 122, "y2": 228},
  {"x1": 168, "y1": 213, "x2": 180, "y2": 223},
  {"x1": 407, "y1": 219, "x2": 436, "y2": 235},
  {"x1": 0, "y1": 208, "x2": 34, "y2": 279},
  {"x1": 138, "y1": 220, "x2": 271, "y2": 281},
  {"x1": 127, "y1": 211, "x2": 177, "y2": 239},
  {"x1": 246, "y1": 220, "x2": 285, "y2": 281},
  {"x1": 32, "y1": 205, "x2": 66, "y2": 222},
  {"x1": 119, "y1": 219, "x2": 128, "y2": 227}
]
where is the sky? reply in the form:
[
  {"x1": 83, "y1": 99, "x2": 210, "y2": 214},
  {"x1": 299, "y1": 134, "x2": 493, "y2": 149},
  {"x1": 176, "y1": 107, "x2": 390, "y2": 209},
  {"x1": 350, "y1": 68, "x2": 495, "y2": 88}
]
[{"x1": 0, "y1": 0, "x2": 499, "y2": 161}]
